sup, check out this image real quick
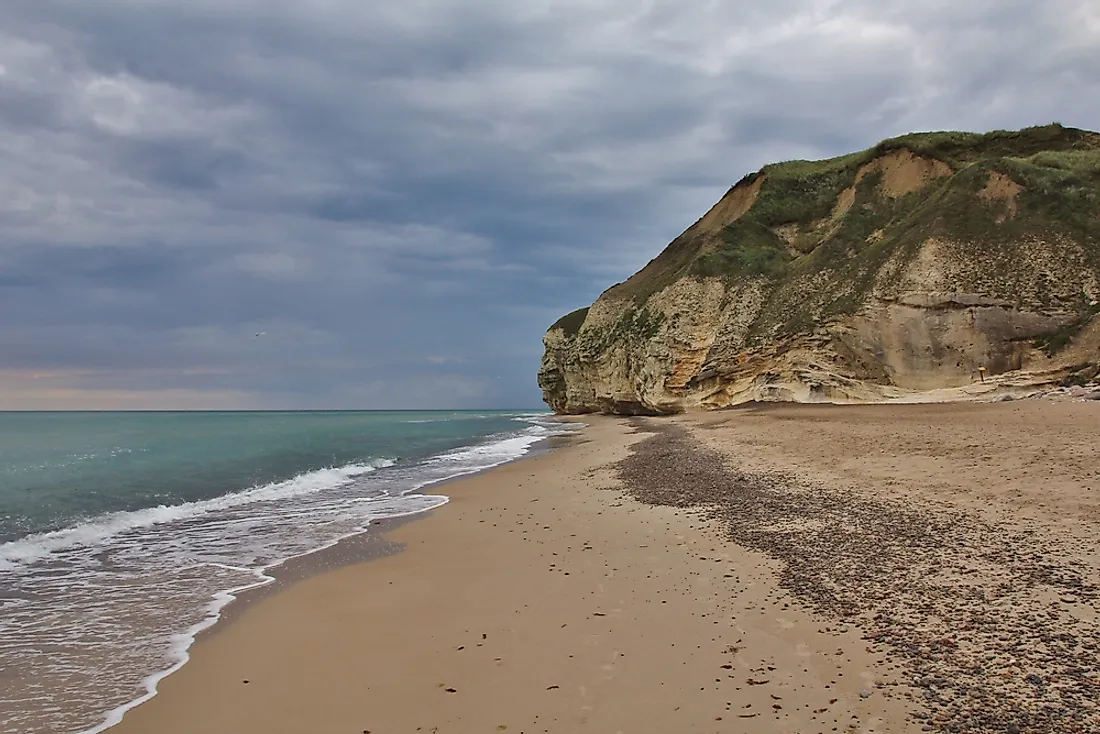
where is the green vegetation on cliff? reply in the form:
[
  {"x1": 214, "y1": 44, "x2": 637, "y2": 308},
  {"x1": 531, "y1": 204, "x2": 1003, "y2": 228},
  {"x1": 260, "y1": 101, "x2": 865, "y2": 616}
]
[
  {"x1": 580, "y1": 123, "x2": 1100, "y2": 344},
  {"x1": 874, "y1": 124, "x2": 1098, "y2": 166},
  {"x1": 549, "y1": 307, "x2": 589, "y2": 337},
  {"x1": 540, "y1": 124, "x2": 1100, "y2": 415}
]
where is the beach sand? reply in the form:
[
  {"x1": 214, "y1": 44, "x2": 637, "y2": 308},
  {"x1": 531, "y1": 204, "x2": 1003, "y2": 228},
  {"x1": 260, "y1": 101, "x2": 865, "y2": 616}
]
[{"x1": 109, "y1": 401, "x2": 1100, "y2": 734}]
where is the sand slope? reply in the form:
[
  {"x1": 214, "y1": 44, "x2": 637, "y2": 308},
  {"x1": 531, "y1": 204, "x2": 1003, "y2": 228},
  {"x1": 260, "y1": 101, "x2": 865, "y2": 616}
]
[{"x1": 110, "y1": 400, "x2": 1100, "y2": 734}]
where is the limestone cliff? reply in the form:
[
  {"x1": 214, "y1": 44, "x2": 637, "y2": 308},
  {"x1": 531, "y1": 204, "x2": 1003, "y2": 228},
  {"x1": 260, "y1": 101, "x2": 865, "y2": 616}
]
[{"x1": 539, "y1": 124, "x2": 1100, "y2": 414}]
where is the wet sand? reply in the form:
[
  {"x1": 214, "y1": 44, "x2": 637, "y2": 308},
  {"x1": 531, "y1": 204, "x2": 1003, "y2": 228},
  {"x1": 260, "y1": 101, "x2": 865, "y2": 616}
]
[{"x1": 108, "y1": 400, "x2": 1100, "y2": 734}]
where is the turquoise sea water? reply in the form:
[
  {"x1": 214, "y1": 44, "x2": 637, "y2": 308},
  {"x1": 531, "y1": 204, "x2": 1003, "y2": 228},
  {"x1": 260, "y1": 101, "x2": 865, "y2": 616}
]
[{"x1": 0, "y1": 410, "x2": 572, "y2": 734}]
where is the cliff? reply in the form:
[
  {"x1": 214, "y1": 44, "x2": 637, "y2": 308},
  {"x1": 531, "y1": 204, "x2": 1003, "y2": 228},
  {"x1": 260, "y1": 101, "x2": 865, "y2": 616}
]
[{"x1": 538, "y1": 124, "x2": 1100, "y2": 414}]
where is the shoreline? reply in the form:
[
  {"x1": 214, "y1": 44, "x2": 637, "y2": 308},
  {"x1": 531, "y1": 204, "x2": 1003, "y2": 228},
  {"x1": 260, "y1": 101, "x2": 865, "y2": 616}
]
[
  {"x1": 76, "y1": 428, "x2": 579, "y2": 734},
  {"x1": 79, "y1": 506, "x2": 445, "y2": 734},
  {"x1": 105, "y1": 415, "x2": 912, "y2": 734},
  {"x1": 105, "y1": 402, "x2": 1100, "y2": 734},
  {"x1": 226, "y1": 431, "x2": 582, "y2": 618},
  {"x1": 214, "y1": 430, "x2": 582, "y2": 631}
]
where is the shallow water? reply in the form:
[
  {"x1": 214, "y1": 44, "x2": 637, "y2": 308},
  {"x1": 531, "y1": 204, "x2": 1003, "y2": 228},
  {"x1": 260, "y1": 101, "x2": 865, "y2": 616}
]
[{"x1": 0, "y1": 410, "x2": 573, "y2": 734}]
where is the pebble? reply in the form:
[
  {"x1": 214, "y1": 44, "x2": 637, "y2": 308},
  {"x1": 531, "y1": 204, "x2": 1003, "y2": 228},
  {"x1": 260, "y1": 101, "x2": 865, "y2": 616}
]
[{"x1": 617, "y1": 423, "x2": 1100, "y2": 734}]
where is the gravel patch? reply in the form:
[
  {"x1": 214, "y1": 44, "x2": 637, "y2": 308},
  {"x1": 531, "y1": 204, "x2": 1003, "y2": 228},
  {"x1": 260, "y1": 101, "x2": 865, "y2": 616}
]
[{"x1": 616, "y1": 421, "x2": 1100, "y2": 734}]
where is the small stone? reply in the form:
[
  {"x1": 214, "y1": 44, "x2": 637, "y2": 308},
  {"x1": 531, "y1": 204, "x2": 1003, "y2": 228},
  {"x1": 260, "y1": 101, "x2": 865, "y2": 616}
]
[{"x1": 859, "y1": 688, "x2": 872, "y2": 699}]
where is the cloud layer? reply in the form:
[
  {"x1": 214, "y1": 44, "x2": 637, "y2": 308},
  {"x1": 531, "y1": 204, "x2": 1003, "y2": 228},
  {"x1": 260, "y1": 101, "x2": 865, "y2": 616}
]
[{"x1": 2, "y1": 0, "x2": 1098, "y2": 408}]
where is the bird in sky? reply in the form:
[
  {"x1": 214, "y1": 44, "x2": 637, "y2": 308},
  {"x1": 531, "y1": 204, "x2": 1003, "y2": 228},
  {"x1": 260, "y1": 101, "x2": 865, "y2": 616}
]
[{"x1": 254, "y1": 332, "x2": 266, "y2": 338}]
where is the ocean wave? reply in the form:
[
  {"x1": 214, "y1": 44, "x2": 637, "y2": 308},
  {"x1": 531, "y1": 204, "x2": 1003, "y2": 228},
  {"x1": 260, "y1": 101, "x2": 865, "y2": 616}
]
[
  {"x1": 2, "y1": 417, "x2": 579, "y2": 734},
  {"x1": 0, "y1": 458, "x2": 395, "y2": 570},
  {"x1": 422, "y1": 432, "x2": 539, "y2": 466},
  {"x1": 403, "y1": 428, "x2": 562, "y2": 494},
  {"x1": 402, "y1": 412, "x2": 509, "y2": 424},
  {"x1": 76, "y1": 492, "x2": 450, "y2": 734},
  {"x1": 512, "y1": 413, "x2": 578, "y2": 429}
]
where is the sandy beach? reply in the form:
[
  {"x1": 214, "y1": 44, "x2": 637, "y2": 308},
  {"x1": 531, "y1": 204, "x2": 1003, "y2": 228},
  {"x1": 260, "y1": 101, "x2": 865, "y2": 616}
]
[{"x1": 109, "y1": 400, "x2": 1100, "y2": 734}]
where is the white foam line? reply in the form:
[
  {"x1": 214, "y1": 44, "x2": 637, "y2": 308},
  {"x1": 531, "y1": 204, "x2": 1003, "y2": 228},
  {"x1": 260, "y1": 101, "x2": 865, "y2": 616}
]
[
  {"x1": 258, "y1": 495, "x2": 450, "y2": 575},
  {"x1": 203, "y1": 562, "x2": 256, "y2": 574},
  {"x1": 398, "y1": 430, "x2": 563, "y2": 496},
  {"x1": 0, "y1": 459, "x2": 395, "y2": 571},
  {"x1": 73, "y1": 494, "x2": 450, "y2": 734},
  {"x1": 75, "y1": 570, "x2": 275, "y2": 734},
  {"x1": 71, "y1": 423, "x2": 573, "y2": 734},
  {"x1": 404, "y1": 457, "x2": 526, "y2": 495}
]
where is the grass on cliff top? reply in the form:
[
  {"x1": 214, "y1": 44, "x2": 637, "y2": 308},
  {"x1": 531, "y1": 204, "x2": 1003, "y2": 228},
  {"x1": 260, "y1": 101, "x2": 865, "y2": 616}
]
[
  {"x1": 746, "y1": 152, "x2": 866, "y2": 227},
  {"x1": 875, "y1": 123, "x2": 1099, "y2": 167},
  {"x1": 921, "y1": 147, "x2": 1100, "y2": 252},
  {"x1": 748, "y1": 148, "x2": 1100, "y2": 341},
  {"x1": 549, "y1": 307, "x2": 590, "y2": 337},
  {"x1": 741, "y1": 123, "x2": 1099, "y2": 229},
  {"x1": 599, "y1": 228, "x2": 708, "y2": 306},
  {"x1": 1004, "y1": 149, "x2": 1100, "y2": 244},
  {"x1": 682, "y1": 125, "x2": 1100, "y2": 303},
  {"x1": 560, "y1": 124, "x2": 1100, "y2": 337}
]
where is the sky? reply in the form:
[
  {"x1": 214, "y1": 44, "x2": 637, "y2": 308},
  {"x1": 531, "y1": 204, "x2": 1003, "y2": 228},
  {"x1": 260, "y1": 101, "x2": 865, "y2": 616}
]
[{"x1": 1, "y1": 0, "x2": 1098, "y2": 410}]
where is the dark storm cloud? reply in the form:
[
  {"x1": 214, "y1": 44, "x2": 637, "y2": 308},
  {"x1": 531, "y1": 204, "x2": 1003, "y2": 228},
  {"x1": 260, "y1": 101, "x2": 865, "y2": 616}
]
[{"x1": 0, "y1": 0, "x2": 1098, "y2": 408}]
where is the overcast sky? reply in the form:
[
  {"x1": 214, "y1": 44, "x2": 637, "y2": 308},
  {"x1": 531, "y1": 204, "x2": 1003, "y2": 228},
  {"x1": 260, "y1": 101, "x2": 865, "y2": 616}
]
[{"x1": 1, "y1": 0, "x2": 1098, "y2": 409}]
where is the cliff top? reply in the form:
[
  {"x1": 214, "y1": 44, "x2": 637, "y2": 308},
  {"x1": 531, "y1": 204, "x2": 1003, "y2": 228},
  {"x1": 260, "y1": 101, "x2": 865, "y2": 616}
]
[{"x1": 595, "y1": 123, "x2": 1100, "y2": 324}]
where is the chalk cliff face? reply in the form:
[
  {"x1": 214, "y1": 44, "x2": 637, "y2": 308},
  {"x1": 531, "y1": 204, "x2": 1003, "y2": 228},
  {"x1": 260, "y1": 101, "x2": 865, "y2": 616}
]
[{"x1": 539, "y1": 125, "x2": 1100, "y2": 414}]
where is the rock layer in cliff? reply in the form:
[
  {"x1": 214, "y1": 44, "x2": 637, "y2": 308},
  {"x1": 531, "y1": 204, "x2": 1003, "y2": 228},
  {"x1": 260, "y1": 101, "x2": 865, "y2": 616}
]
[{"x1": 539, "y1": 124, "x2": 1100, "y2": 414}]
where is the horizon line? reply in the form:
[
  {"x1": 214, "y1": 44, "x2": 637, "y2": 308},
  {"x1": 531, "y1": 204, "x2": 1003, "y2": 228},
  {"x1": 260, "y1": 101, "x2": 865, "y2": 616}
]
[{"x1": 0, "y1": 407, "x2": 550, "y2": 414}]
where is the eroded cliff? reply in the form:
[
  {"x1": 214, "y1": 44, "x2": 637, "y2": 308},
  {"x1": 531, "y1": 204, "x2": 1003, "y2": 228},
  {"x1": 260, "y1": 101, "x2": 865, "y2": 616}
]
[{"x1": 539, "y1": 124, "x2": 1100, "y2": 414}]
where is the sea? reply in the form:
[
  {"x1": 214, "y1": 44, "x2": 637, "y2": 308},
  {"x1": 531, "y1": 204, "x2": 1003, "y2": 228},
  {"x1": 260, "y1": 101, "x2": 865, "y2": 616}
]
[{"x1": 0, "y1": 410, "x2": 574, "y2": 734}]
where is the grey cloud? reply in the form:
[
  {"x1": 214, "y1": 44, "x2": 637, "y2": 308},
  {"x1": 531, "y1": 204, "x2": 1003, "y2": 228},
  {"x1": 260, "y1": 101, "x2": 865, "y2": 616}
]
[{"x1": 0, "y1": 0, "x2": 1098, "y2": 408}]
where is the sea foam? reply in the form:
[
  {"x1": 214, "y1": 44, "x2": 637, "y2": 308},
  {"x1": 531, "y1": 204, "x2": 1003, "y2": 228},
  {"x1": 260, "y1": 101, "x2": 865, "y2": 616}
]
[
  {"x1": 0, "y1": 459, "x2": 395, "y2": 571},
  {"x1": 0, "y1": 415, "x2": 574, "y2": 734}
]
